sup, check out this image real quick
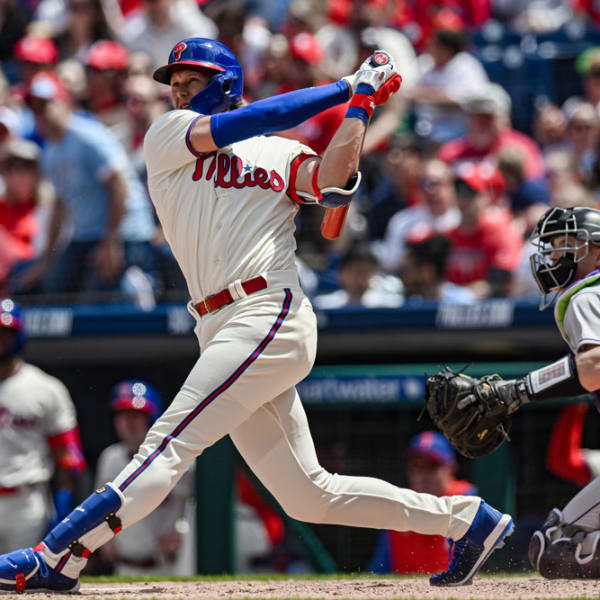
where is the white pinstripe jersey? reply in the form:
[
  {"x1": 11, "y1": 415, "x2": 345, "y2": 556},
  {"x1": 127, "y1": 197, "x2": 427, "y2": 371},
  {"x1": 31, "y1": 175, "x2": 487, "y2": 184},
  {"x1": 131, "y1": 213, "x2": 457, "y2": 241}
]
[
  {"x1": 144, "y1": 110, "x2": 315, "y2": 301},
  {"x1": 0, "y1": 364, "x2": 76, "y2": 487}
]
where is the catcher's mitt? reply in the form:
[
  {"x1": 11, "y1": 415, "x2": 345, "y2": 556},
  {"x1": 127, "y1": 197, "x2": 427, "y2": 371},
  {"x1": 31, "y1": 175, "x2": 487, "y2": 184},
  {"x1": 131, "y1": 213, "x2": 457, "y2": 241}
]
[{"x1": 425, "y1": 368, "x2": 511, "y2": 459}]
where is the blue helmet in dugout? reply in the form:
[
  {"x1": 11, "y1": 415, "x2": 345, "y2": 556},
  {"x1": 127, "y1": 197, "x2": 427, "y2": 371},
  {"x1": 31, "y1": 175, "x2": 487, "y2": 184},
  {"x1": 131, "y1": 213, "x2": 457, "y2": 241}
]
[
  {"x1": 530, "y1": 206, "x2": 600, "y2": 308},
  {"x1": 0, "y1": 297, "x2": 26, "y2": 359},
  {"x1": 153, "y1": 38, "x2": 243, "y2": 115},
  {"x1": 109, "y1": 380, "x2": 163, "y2": 424}
]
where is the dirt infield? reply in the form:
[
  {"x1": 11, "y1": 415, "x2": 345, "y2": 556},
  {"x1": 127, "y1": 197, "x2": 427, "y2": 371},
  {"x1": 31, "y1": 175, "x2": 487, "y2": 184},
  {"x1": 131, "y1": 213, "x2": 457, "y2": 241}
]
[{"x1": 5, "y1": 577, "x2": 599, "y2": 599}]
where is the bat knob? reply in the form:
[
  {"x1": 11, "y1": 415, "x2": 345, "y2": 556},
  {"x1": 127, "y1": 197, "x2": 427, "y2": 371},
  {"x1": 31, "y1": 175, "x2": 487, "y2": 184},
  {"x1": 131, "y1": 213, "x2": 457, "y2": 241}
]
[{"x1": 368, "y1": 51, "x2": 392, "y2": 68}]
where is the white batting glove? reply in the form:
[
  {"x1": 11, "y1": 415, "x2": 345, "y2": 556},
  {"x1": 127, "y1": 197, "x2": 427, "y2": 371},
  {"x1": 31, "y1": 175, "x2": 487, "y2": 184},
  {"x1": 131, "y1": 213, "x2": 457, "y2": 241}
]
[{"x1": 342, "y1": 50, "x2": 397, "y2": 96}]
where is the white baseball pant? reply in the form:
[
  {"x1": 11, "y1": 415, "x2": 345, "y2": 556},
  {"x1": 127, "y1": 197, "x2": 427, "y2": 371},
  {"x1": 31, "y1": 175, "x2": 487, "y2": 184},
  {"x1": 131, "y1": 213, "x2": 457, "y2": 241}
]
[{"x1": 49, "y1": 271, "x2": 480, "y2": 578}]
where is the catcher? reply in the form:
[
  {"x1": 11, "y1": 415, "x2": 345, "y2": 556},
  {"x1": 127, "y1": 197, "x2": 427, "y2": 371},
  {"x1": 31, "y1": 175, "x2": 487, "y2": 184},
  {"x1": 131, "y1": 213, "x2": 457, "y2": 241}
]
[{"x1": 426, "y1": 206, "x2": 600, "y2": 579}]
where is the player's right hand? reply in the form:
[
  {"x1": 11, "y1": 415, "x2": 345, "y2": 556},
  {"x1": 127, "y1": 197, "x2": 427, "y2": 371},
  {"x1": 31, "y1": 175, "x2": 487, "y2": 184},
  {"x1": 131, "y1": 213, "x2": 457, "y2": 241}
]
[{"x1": 342, "y1": 50, "x2": 399, "y2": 96}]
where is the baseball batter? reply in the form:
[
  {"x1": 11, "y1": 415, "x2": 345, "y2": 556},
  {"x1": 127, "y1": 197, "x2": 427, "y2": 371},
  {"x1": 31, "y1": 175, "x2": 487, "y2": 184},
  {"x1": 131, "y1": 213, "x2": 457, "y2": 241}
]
[
  {"x1": 0, "y1": 298, "x2": 86, "y2": 553},
  {"x1": 0, "y1": 39, "x2": 512, "y2": 593}
]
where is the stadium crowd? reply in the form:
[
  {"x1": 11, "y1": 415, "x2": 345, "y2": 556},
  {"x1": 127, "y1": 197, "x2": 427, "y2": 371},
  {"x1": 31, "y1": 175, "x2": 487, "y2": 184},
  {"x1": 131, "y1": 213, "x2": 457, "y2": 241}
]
[{"x1": 2, "y1": 0, "x2": 600, "y2": 307}]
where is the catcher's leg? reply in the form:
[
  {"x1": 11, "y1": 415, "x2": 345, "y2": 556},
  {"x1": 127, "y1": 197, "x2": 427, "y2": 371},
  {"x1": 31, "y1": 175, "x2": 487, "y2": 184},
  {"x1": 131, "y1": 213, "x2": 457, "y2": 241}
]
[{"x1": 529, "y1": 507, "x2": 600, "y2": 578}]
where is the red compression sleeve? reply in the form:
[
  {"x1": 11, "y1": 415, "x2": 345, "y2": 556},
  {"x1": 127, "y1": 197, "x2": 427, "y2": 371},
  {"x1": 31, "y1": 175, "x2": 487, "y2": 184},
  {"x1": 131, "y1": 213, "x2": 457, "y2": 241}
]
[
  {"x1": 547, "y1": 404, "x2": 592, "y2": 487},
  {"x1": 236, "y1": 471, "x2": 285, "y2": 546},
  {"x1": 47, "y1": 427, "x2": 87, "y2": 474}
]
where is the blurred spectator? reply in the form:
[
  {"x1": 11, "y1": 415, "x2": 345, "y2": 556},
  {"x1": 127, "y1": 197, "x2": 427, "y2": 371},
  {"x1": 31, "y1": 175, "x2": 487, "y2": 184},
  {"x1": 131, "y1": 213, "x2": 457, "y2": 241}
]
[
  {"x1": 111, "y1": 73, "x2": 166, "y2": 179},
  {"x1": 313, "y1": 244, "x2": 403, "y2": 309},
  {"x1": 378, "y1": 158, "x2": 460, "y2": 273},
  {"x1": 0, "y1": 0, "x2": 28, "y2": 64},
  {"x1": 551, "y1": 181, "x2": 597, "y2": 209},
  {"x1": 0, "y1": 139, "x2": 58, "y2": 292},
  {"x1": 496, "y1": 145, "x2": 550, "y2": 235},
  {"x1": 47, "y1": 0, "x2": 114, "y2": 63},
  {"x1": 119, "y1": 0, "x2": 217, "y2": 70},
  {"x1": 438, "y1": 82, "x2": 546, "y2": 181},
  {"x1": 84, "y1": 40, "x2": 129, "y2": 127},
  {"x1": 364, "y1": 134, "x2": 424, "y2": 240},
  {"x1": 22, "y1": 71, "x2": 156, "y2": 300},
  {"x1": 12, "y1": 36, "x2": 59, "y2": 92},
  {"x1": 491, "y1": 0, "x2": 572, "y2": 33},
  {"x1": 55, "y1": 57, "x2": 88, "y2": 105},
  {"x1": 95, "y1": 380, "x2": 195, "y2": 575},
  {"x1": 410, "y1": 28, "x2": 488, "y2": 144},
  {"x1": 445, "y1": 170, "x2": 523, "y2": 298},
  {"x1": 0, "y1": 297, "x2": 86, "y2": 553},
  {"x1": 572, "y1": 46, "x2": 600, "y2": 112},
  {"x1": 564, "y1": 102, "x2": 599, "y2": 184},
  {"x1": 0, "y1": 108, "x2": 21, "y2": 147},
  {"x1": 400, "y1": 233, "x2": 477, "y2": 304},
  {"x1": 315, "y1": 2, "x2": 418, "y2": 86},
  {"x1": 367, "y1": 431, "x2": 476, "y2": 574},
  {"x1": 547, "y1": 403, "x2": 600, "y2": 488},
  {"x1": 533, "y1": 104, "x2": 568, "y2": 156},
  {"x1": 544, "y1": 149, "x2": 579, "y2": 195},
  {"x1": 277, "y1": 32, "x2": 347, "y2": 155}
]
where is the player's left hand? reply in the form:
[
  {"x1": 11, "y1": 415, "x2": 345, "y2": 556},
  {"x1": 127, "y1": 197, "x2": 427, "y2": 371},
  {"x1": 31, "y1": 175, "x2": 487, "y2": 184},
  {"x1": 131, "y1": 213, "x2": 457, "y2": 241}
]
[{"x1": 424, "y1": 368, "x2": 513, "y2": 458}]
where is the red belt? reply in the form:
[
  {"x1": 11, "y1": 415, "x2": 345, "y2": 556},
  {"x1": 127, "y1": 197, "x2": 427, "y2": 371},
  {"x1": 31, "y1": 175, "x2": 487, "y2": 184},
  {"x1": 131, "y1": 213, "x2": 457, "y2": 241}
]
[
  {"x1": 194, "y1": 276, "x2": 267, "y2": 316},
  {"x1": 0, "y1": 487, "x2": 18, "y2": 496}
]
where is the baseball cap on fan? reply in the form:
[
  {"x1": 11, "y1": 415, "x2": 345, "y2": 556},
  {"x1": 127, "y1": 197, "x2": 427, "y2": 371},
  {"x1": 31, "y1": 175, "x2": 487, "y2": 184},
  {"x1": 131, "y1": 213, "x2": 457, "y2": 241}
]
[
  {"x1": 25, "y1": 71, "x2": 70, "y2": 103},
  {"x1": 86, "y1": 40, "x2": 129, "y2": 71},
  {"x1": 405, "y1": 431, "x2": 456, "y2": 466},
  {"x1": 463, "y1": 83, "x2": 511, "y2": 116},
  {"x1": 14, "y1": 36, "x2": 58, "y2": 65},
  {"x1": 289, "y1": 32, "x2": 324, "y2": 65}
]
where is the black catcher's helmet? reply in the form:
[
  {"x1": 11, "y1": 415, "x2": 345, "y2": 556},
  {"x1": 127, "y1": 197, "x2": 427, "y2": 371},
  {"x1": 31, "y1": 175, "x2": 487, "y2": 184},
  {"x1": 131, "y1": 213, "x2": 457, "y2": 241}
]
[{"x1": 530, "y1": 206, "x2": 600, "y2": 308}]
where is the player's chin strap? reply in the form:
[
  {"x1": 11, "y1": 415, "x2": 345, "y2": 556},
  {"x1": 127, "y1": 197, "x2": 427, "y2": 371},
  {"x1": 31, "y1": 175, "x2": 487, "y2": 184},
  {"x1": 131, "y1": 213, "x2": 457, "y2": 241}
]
[{"x1": 288, "y1": 159, "x2": 361, "y2": 209}]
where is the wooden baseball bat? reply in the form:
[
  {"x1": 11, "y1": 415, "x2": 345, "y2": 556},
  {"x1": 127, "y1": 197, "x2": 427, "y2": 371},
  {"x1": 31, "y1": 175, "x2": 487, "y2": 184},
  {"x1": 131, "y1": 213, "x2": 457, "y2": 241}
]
[{"x1": 321, "y1": 205, "x2": 350, "y2": 240}]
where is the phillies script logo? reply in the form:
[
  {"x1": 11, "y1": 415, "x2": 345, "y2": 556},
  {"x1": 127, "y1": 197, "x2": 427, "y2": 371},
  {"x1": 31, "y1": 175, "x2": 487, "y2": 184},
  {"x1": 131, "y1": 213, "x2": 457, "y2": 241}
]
[
  {"x1": 192, "y1": 153, "x2": 285, "y2": 192},
  {"x1": 173, "y1": 42, "x2": 187, "y2": 61}
]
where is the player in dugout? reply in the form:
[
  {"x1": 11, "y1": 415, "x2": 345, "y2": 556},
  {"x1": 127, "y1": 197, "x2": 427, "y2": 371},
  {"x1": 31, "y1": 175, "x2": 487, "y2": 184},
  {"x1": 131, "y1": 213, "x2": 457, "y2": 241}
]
[{"x1": 0, "y1": 298, "x2": 86, "y2": 553}]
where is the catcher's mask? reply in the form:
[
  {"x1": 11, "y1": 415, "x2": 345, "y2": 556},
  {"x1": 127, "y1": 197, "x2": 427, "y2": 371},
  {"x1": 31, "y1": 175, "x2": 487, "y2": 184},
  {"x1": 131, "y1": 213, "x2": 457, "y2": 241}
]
[
  {"x1": 0, "y1": 297, "x2": 26, "y2": 360},
  {"x1": 153, "y1": 38, "x2": 243, "y2": 115},
  {"x1": 530, "y1": 206, "x2": 600, "y2": 310}
]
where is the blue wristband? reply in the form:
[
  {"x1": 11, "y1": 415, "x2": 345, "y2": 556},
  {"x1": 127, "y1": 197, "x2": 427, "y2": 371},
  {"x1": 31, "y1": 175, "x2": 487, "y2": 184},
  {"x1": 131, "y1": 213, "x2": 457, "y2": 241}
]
[
  {"x1": 346, "y1": 106, "x2": 370, "y2": 124},
  {"x1": 210, "y1": 80, "x2": 351, "y2": 147}
]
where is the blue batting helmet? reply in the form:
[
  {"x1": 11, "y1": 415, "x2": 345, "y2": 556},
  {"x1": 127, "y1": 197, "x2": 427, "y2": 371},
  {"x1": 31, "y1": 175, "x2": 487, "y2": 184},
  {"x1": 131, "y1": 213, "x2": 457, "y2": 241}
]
[
  {"x1": 109, "y1": 380, "x2": 163, "y2": 424},
  {"x1": 0, "y1": 298, "x2": 26, "y2": 358},
  {"x1": 153, "y1": 38, "x2": 243, "y2": 115}
]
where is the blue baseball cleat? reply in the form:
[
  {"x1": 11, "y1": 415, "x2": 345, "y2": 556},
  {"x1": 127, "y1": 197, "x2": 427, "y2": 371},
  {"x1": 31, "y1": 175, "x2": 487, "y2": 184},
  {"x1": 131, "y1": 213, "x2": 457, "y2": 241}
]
[
  {"x1": 0, "y1": 547, "x2": 79, "y2": 594},
  {"x1": 430, "y1": 500, "x2": 514, "y2": 586}
]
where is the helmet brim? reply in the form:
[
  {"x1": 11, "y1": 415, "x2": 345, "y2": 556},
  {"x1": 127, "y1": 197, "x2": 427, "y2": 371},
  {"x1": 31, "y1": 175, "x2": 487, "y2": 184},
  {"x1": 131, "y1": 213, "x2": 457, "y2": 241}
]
[{"x1": 153, "y1": 60, "x2": 225, "y2": 84}]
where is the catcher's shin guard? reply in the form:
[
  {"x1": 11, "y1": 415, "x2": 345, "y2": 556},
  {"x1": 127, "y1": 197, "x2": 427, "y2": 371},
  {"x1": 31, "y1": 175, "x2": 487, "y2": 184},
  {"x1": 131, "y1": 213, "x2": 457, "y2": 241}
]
[
  {"x1": 42, "y1": 483, "x2": 123, "y2": 557},
  {"x1": 529, "y1": 508, "x2": 600, "y2": 579}
]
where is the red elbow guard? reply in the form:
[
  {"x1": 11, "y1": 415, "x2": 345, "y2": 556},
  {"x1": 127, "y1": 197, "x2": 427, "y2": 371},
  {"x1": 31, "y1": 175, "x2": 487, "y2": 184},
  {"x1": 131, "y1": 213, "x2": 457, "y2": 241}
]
[{"x1": 48, "y1": 427, "x2": 87, "y2": 473}]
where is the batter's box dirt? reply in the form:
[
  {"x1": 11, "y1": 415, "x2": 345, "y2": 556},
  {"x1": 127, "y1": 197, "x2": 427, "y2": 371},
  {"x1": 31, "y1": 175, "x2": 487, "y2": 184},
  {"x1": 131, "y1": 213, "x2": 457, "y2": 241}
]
[{"x1": 2, "y1": 576, "x2": 599, "y2": 600}]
